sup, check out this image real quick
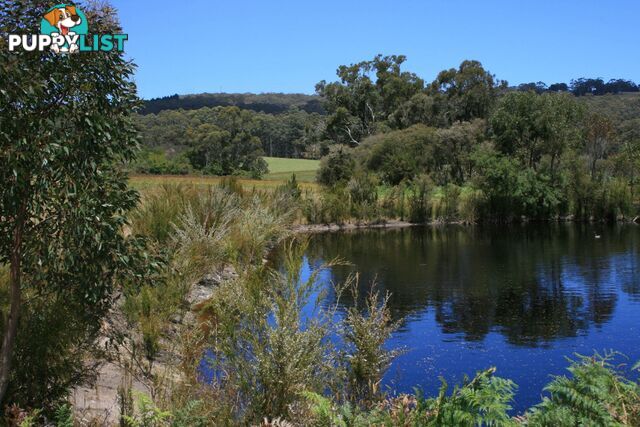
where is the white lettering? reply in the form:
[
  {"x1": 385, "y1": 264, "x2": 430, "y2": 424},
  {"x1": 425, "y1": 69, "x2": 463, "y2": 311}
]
[
  {"x1": 22, "y1": 35, "x2": 37, "y2": 51},
  {"x1": 38, "y1": 35, "x2": 52, "y2": 51},
  {"x1": 8, "y1": 35, "x2": 21, "y2": 51}
]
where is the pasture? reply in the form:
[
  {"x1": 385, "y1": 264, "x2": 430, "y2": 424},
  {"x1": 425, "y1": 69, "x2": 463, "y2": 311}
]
[{"x1": 129, "y1": 156, "x2": 320, "y2": 191}]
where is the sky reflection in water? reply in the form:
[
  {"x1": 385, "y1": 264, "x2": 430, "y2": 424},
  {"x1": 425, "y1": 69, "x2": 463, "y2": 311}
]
[{"x1": 298, "y1": 224, "x2": 640, "y2": 413}]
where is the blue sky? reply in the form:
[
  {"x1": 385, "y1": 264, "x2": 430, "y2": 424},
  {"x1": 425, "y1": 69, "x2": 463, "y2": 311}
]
[{"x1": 109, "y1": 0, "x2": 640, "y2": 99}]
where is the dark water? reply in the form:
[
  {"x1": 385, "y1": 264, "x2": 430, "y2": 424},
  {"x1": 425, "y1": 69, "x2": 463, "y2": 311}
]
[{"x1": 299, "y1": 224, "x2": 640, "y2": 413}]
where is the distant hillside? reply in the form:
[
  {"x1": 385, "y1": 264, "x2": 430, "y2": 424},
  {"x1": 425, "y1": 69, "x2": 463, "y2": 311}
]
[
  {"x1": 578, "y1": 92, "x2": 640, "y2": 140},
  {"x1": 141, "y1": 93, "x2": 325, "y2": 115},
  {"x1": 577, "y1": 92, "x2": 640, "y2": 122}
]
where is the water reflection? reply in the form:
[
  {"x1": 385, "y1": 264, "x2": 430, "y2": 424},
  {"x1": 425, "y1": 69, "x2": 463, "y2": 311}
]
[
  {"x1": 305, "y1": 224, "x2": 639, "y2": 347},
  {"x1": 298, "y1": 224, "x2": 640, "y2": 411}
]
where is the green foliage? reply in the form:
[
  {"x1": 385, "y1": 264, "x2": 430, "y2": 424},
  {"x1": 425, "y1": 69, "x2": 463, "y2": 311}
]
[
  {"x1": 428, "y1": 60, "x2": 504, "y2": 124},
  {"x1": 0, "y1": 0, "x2": 149, "y2": 410},
  {"x1": 184, "y1": 109, "x2": 268, "y2": 178},
  {"x1": 525, "y1": 352, "x2": 640, "y2": 426},
  {"x1": 340, "y1": 279, "x2": 401, "y2": 403},
  {"x1": 130, "y1": 184, "x2": 197, "y2": 244},
  {"x1": 346, "y1": 172, "x2": 380, "y2": 221},
  {"x1": 408, "y1": 174, "x2": 433, "y2": 223},
  {"x1": 200, "y1": 239, "x2": 338, "y2": 422},
  {"x1": 317, "y1": 146, "x2": 356, "y2": 186},
  {"x1": 304, "y1": 368, "x2": 518, "y2": 426},
  {"x1": 53, "y1": 404, "x2": 74, "y2": 427},
  {"x1": 420, "y1": 368, "x2": 517, "y2": 426},
  {"x1": 317, "y1": 54, "x2": 424, "y2": 145},
  {"x1": 136, "y1": 105, "x2": 326, "y2": 164},
  {"x1": 490, "y1": 91, "x2": 583, "y2": 170},
  {"x1": 131, "y1": 148, "x2": 192, "y2": 175},
  {"x1": 303, "y1": 186, "x2": 351, "y2": 225},
  {"x1": 303, "y1": 391, "x2": 350, "y2": 427},
  {"x1": 430, "y1": 184, "x2": 462, "y2": 222},
  {"x1": 122, "y1": 392, "x2": 172, "y2": 427},
  {"x1": 141, "y1": 92, "x2": 323, "y2": 115},
  {"x1": 364, "y1": 125, "x2": 438, "y2": 185},
  {"x1": 457, "y1": 185, "x2": 485, "y2": 223}
]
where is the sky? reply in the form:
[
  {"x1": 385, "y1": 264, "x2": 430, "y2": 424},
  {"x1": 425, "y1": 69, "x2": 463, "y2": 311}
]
[{"x1": 109, "y1": 0, "x2": 640, "y2": 100}]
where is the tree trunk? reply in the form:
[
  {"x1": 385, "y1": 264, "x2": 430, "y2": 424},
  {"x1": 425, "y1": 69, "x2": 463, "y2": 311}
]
[{"x1": 0, "y1": 204, "x2": 25, "y2": 403}]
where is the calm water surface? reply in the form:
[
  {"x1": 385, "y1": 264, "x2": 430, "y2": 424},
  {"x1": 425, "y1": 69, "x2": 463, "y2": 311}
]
[{"x1": 298, "y1": 224, "x2": 640, "y2": 413}]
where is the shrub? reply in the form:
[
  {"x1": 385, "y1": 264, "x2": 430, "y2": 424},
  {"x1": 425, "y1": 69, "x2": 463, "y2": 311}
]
[
  {"x1": 200, "y1": 240, "x2": 338, "y2": 422},
  {"x1": 408, "y1": 174, "x2": 433, "y2": 223},
  {"x1": 347, "y1": 173, "x2": 380, "y2": 221},
  {"x1": 317, "y1": 147, "x2": 356, "y2": 186},
  {"x1": 131, "y1": 149, "x2": 192, "y2": 175},
  {"x1": 340, "y1": 278, "x2": 402, "y2": 404}
]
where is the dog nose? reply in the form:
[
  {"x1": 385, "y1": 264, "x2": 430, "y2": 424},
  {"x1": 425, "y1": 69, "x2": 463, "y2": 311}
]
[{"x1": 71, "y1": 14, "x2": 80, "y2": 22}]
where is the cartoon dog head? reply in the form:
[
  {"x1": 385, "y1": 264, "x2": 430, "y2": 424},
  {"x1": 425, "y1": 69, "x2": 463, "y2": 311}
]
[{"x1": 43, "y1": 5, "x2": 82, "y2": 36}]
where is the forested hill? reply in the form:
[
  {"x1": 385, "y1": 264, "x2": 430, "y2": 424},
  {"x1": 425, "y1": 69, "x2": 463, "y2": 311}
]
[{"x1": 141, "y1": 92, "x2": 324, "y2": 115}]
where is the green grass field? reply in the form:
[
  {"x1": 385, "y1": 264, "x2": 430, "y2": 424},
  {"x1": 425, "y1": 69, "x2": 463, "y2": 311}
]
[
  {"x1": 130, "y1": 156, "x2": 320, "y2": 192},
  {"x1": 263, "y1": 157, "x2": 320, "y2": 182}
]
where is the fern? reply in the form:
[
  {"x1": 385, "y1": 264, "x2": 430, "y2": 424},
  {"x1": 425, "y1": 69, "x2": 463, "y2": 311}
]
[
  {"x1": 420, "y1": 368, "x2": 517, "y2": 426},
  {"x1": 53, "y1": 404, "x2": 74, "y2": 427},
  {"x1": 525, "y1": 352, "x2": 640, "y2": 426}
]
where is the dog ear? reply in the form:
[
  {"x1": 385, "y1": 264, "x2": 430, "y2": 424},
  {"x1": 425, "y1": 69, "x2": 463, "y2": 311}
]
[
  {"x1": 66, "y1": 5, "x2": 77, "y2": 15},
  {"x1": 43, "y1": 9, "x2": 59, "y2": 26}
]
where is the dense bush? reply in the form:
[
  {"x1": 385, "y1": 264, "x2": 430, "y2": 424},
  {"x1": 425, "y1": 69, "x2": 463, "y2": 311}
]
[
  {"x1": 131, "y1": 148, "x2": 192, "y2": 175},
  {"x1": 316, "y1": 146, "x2": 356, "y2": 186}
]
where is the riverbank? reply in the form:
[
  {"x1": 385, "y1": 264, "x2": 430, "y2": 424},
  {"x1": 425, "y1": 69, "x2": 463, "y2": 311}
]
[
  {"x1": 293, "y1": 219, "x2": 416, "y2": 233},
  {"x1": 292, "y1": 215, "x2": 640, "y2": 234}
]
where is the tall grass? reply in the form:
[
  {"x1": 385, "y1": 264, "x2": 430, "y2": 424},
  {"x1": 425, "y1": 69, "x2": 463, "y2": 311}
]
[
  {"x1": 120, "y1": 183, "x2": 295, "y2": 405},
  {"x1": 115, "y1": 181, "x2": 640, "y2": 426}
]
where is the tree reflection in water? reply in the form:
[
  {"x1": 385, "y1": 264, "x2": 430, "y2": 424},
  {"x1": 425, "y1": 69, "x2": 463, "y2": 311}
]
[{"x1": 304, "y1": 224, "x2": 639, "y2": 347}]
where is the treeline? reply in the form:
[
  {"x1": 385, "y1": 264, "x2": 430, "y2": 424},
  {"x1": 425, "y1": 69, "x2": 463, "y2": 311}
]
[
  {"x1": 315, "y1": 56, "x2": 640, "y2": 222},
  {"x1": 517, "y1": 78, "x2": 639, "y2": 96},
  {"x1": 140, "y1": 78, "x2": 639, "y2": 116},
  {"x1": 134, "y1": 106, "x2": 326, "y2": 176},
  {"x1": 140, "y1": 92, "x2": 324, "y2": 115},
  {"x1": 135, "y1": 60, "x2": 640, "y2": 182}
]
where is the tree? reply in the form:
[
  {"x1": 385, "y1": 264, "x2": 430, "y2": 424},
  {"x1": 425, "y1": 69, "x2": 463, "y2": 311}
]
[
  {"x1": 185, "y1": 107, "x2": 268, "y2": 177},
  {"x1": 389, "y1": 92, "x2": 439, "y2": 129},
  {"x1": 0, "y1": 0, "x2": 145, "y2": 407},
  {"x1": 435, "y1": 120, "x2": 485, "y2": 184},
  {"x1": 517, "y1": 81, "x2": 548, "y2": 94},
  {"x1": 584, "y1": 113, "x2": 614, "y2": 179},
  {"x1": 548, "y1": 82, "x2": 569, "y2": 92},
  {"x1": 570, "y1": 78, "x2": 606, "y2": 96},
  {"x1": 316, "y1": 54, "x2": 424, "y2": 145},
  {"x1": 490, "y1": 91, "x2": 583, "y2": 172},
  {"x1": 365, "y1": 125, "x2": 438, "y2": 185},
  {"x1": 428, "y1": 60, "x2": 505, "y2": 124},
  {"x1": 185, "y1": 124, "x2": 230, "y2": 174}
]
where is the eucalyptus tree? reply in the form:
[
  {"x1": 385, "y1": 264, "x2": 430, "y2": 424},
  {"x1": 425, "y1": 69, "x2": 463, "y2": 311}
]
[
  {"x1": 0, "y1": 0, "x2": 145, "y2": 407},
  {"x1": 316, "y1": 54, "x2": 424, "y2": 145},
  {"x1": 428, "y1": 60, "x2": 504, "y2": 124},
  {"x1": 490, "y1": 91, "x2": 584, "y2": 172}
]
